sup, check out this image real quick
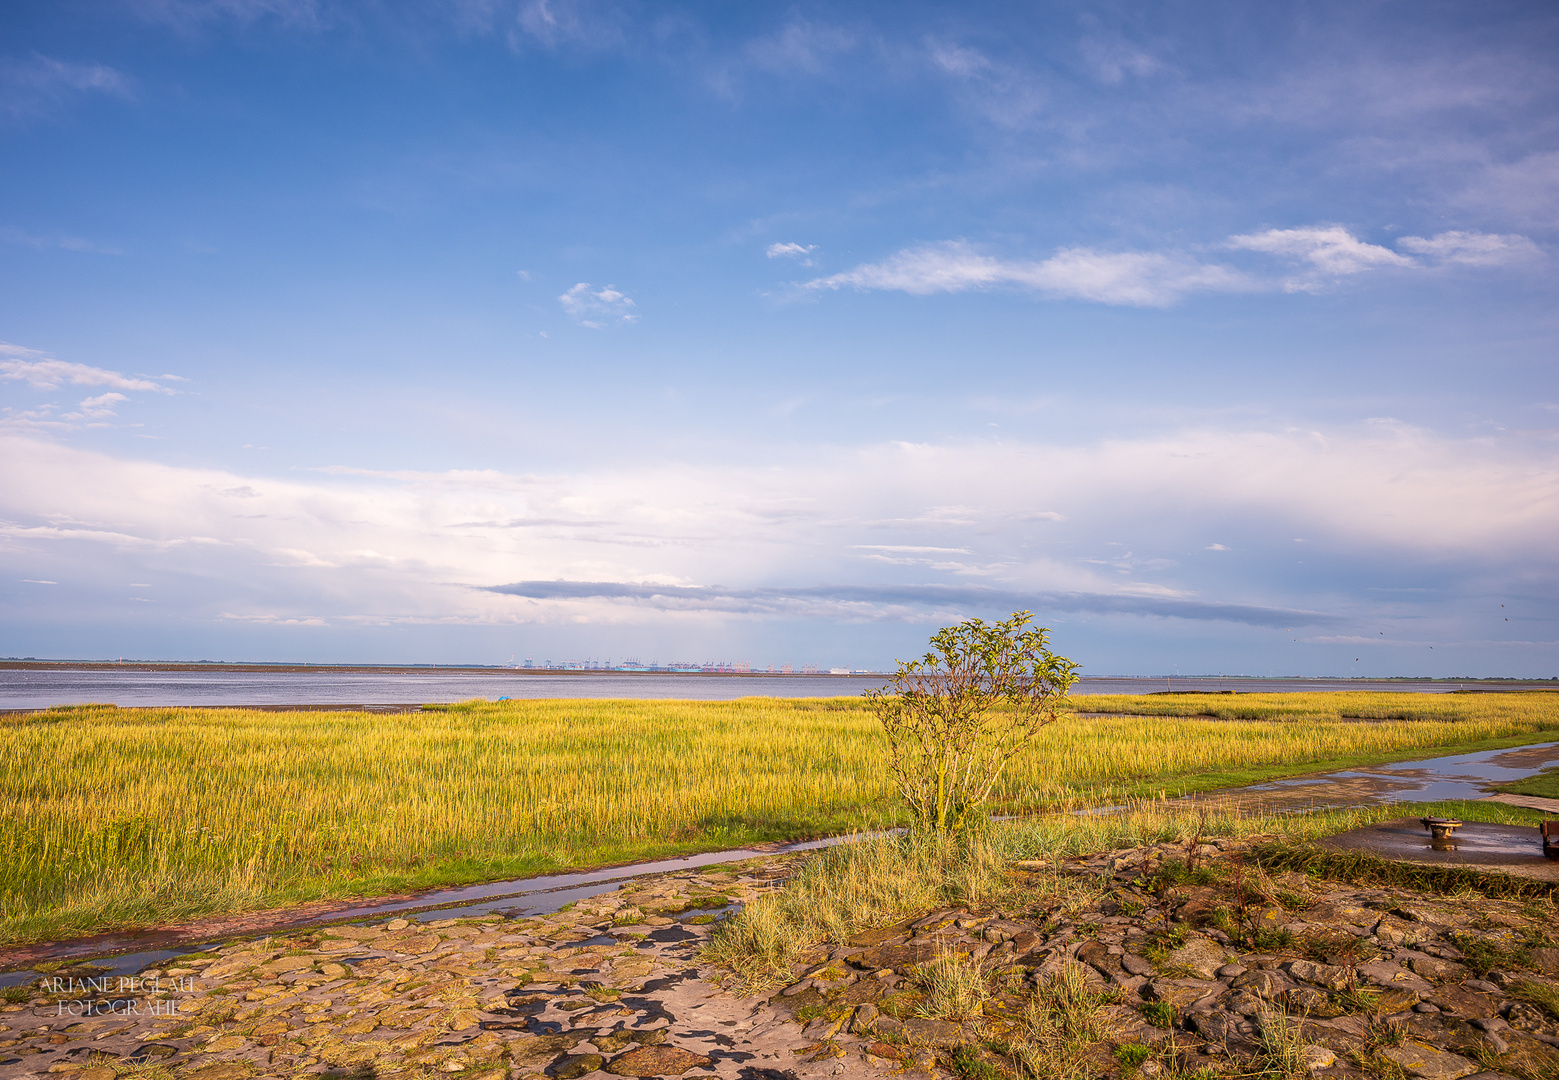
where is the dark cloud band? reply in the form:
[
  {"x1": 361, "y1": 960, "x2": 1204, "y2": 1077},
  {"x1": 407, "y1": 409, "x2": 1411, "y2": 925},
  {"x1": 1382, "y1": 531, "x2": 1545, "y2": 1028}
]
[{"x1": 481, "y1": 579, "x2": 1336, "y2": 627}]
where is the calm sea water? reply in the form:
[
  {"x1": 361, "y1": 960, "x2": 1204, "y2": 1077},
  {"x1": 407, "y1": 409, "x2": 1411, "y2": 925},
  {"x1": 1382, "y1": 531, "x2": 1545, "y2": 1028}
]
[{"x1": 0, "y1": 667, "x2": 1521, "y2": 709}]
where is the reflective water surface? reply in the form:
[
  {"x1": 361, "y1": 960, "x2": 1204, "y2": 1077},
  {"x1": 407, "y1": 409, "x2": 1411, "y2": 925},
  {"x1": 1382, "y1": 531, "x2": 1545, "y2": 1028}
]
[{"x1": 2, "y1": 666, "x2": 1530, "y2": 709}]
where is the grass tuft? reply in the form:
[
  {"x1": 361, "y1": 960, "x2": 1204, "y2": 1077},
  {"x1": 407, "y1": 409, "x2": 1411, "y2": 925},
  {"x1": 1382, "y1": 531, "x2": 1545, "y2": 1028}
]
[{"x1": 914, "y1": 949, "x2": 990, "y2": 1021}]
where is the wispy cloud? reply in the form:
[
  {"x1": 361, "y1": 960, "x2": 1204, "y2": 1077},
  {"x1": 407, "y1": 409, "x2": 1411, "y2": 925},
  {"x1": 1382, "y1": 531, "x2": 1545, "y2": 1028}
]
[
  {"x1": 1078, "y1": 37, "x2": 1163, "y2": 85},
  {"x1": 744, "y1": 17, "x2": 858, "y2": 77},
  {"x1": 925, "y1": 39, "x2": 1046, "y2": 129},
  {"x1": 1, "y1": 227, "x2": 123, "y2": 255},
  {"x1": 1397, "y1": 230, "x2": 1542, "y2": 267},
  {"x1": 558, "y1": 282, "x2": 638, "y2": 328},
  {"x1": 65, "y1": 392, "x2": 129, "y2": 421},
  {"x1": 507, "y1": 0, "x2": 629, "y2": 50},
  {"x1": 802, "y1": 224, "x2": 1541, "y2": 308},
  {"x1": 0, "y1": 54, "x2": 130, "y2": 120},
  {"x1": 801, "y1": 240, "x2": 1250, "y2": 307},
  {"x1": 0, "y1": 345, "x2": 171, "y2": 392},
  {"x1": 766, "y1": 242, "x2": 815, "y2": 260},
  {"x1": 129, "y1": 0, "x2": 327, "y2": 31},
  {"x1": 1226, "y1": 225, "x2": 1412, "y2": 282}
]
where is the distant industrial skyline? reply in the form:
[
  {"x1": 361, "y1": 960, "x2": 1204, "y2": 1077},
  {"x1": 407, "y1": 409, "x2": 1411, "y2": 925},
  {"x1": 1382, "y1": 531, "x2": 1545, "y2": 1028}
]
[{"x1": 2, "y1": 1, "x2": 1557, "y2": 676}]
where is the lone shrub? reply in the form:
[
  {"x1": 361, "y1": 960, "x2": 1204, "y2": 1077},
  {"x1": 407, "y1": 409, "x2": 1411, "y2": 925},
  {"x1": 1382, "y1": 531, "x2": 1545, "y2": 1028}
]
[{"x1": 866, "y1": 610, "x2": 1078, "y2": 833}]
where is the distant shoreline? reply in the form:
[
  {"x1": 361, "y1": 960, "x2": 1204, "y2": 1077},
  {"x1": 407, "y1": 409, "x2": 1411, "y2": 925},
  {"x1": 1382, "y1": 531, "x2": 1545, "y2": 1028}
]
[
  {"x1": 0, "y1": 660, "x2": 866, "y2": 677},
  {"x1": 0, "y1": 660, "x2": 1554, "y2": 686}
]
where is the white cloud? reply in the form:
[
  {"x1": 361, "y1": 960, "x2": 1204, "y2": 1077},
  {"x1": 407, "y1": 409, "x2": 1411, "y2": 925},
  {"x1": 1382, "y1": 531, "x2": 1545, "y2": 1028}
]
[
  {"x1": 801, "y1": 226, "x2": 1536, "y2": 309},
  {"x1": 1226, "y1": 225, "x2": 1413, "y2": 279},
  {"x1": 0, "y1": 346, "x2": 169, "y2": 392},
  {"x1": 766, "y1": 242, "x2": 815, "y2": 259},
  {"x1": 0, "y1": 54, "x2": 129, "y2": 119},
  {"x1": 1397, "y1": 230, "x2": 1542, "y2": 266},
  {"x1": 802, "y1": 240, "x2": 1250, "y2": 307},
  {"x1": 67, "y1": 392, "x2": 129, "y2": 420},
  {"x1": 558, "y1": 283, "x2": 638, "y2": 328},
  {"x1": 1, "y1": 417, "x2": 1555, "y2": 634}
]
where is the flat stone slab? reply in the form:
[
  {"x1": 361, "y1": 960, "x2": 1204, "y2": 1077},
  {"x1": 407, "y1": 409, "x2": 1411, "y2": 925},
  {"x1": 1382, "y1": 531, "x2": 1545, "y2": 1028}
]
[{"x1": 1316, "y1": 818, "x2": 1559, "y2": 880}]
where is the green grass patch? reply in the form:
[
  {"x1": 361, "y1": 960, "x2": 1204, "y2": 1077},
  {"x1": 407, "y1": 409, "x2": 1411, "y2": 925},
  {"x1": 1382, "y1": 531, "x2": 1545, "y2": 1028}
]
[
  {"x1": 1492, "y1": 765, "x2": 1559, "y2": 799},
  {"x1": 4, "y1": 692, "x2": 1558, "y2": 944}
]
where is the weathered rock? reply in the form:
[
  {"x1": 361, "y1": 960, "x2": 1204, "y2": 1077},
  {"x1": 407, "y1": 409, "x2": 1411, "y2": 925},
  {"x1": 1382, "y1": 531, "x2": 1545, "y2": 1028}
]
[
  {"x1": 551, "y1": 1052, "x2": 607, "y2": 1078},
  {"x1": 1232, "y1": 968, "x2": 1294, "y2": 1000},
  {"x1": 258, "y1": 954, "x2": 314, "y2": 975},
  {"x1": 1357, "y1": 959, "x2": 1435, "y2": 996},
  {"x1": 1375, "y1": 917, "x2": 1423, "y2": 947},
  {"x1": 852, "y1": 942, "x2": 936, "y2": 973},
  {"x1": 1219, "y1": 988, "x2": 1266, "y2": 1017},
  {"x1": 511, "y1": 1034, "x2": 584, "y2": 1067},
  {"x1": 849, "y1": 1003, "x2": 878, "y2": 1034},
  {"x1": 1165, "y1": 937, "x2": 1229, "y2": 980},
  {"x1": 1505, "y1": 1001, "x2": 1549, "y2": 1032},
  {"x1": 1497, "y1": 1030, "x2": 1559, "y2": 1077},
  {"x1": 900, "y1": 1017, "x2": 964, "y2": 1044},
  {"x1": 1427, "y1": 984, "x2": 1496, "y2": 1019},
  {"x1": 1393, "y1": 904, "x2": 1458, "y2": 927},
  {"x1": 837, "y1": 979, "x2": 885, "y2": 1007},
  {"x1": 1286, "y1": 959, "x2": 1352, "y2": 992},
  {"x1": 1294, "y1": 1014, "x2": 1371, "y2": 1052},
  {"x1": 1409, "y1": 955, "x2": 1469, "y2": 982},
  {"x1": 1188, "y1": 1010, "x2": 1259, "y2": 1052},
  {"x1": 1121, "y1": 953, "x2": 1156, "y2": 977},
  {"x1": 1526, "y1": 948, "x2": 1559, "y2": 977},
  {"x1": 182, "y1": 1064, "x2": 254, "y2": 1080},
  {"x1": 1283, "y1": 986, "x2": 1344, "y2": 1018},
  {"x1": 1173, "y1": 887, "x2": 1225, "y2": 926},
  {"x1": 1300, "y1": 1045, "x2": 1336, "y2": 1073},
  {"x1": 1143, "y1": 978, "x2": 1223, "y2": 1011},
  {"x1": 1381, "y1": 1041, "x2": 1480, "y2": 1080},
  {"x1": 603, "y1": 1045, "x2": 712, "y2": 1076},
  {"x1": 1368, "y1": 986, "x2": 1421, "y2": 1014},
  {"x1": 326, "y1": 925, "x2": 381, "y2": 940}
]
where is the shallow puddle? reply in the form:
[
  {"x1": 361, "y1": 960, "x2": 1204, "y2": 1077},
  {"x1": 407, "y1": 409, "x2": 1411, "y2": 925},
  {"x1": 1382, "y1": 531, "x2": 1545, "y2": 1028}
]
[{"x1": 1214, "y1": 740, "x2": 1559, "y2": 810}]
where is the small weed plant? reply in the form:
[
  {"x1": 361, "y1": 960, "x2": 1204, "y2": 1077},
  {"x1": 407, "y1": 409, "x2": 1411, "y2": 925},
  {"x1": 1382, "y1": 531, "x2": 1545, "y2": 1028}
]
[{"x1": 1256, "y1": 1009, "x2": 1308, "y2": 1079}]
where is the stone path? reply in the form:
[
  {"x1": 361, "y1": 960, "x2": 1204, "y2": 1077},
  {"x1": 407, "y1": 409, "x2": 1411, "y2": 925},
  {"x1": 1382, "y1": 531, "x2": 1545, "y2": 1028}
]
[
  {"x1": 3, "y1": 838, "x2": 1558, "y2": 1080},
  {"x1": 0, "y1": 858, "x2": 858, "y2": 1080}
]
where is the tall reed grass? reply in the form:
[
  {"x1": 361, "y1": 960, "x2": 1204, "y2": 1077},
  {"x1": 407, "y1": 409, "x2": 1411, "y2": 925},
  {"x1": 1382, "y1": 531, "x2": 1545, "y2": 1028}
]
[{"x1": 2, "y1": 692, "x2": 1555, "y2": 945}]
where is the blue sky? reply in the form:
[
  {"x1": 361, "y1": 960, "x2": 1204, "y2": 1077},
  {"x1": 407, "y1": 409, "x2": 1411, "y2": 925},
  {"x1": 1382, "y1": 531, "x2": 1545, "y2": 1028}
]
[{"x1": 1, "y1": 0, "x2": 1557, "y2": 675}]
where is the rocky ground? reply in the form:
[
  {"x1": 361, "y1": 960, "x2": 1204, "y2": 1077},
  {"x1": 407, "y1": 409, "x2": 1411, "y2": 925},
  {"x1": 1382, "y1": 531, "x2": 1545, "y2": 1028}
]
[{"x1": 2, "y1": 829, "x2": 1558, "y2": 1080}]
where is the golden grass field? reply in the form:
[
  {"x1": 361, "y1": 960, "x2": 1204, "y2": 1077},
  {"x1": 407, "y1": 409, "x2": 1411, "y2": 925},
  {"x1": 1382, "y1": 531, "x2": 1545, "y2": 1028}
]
[{"x1": 2, "y1": 690, "x2": 1557, "y2": 945}]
